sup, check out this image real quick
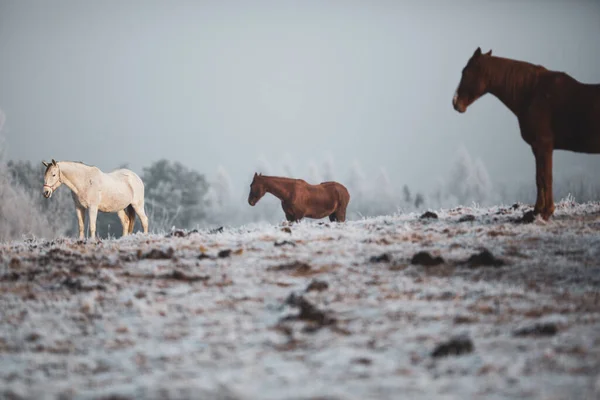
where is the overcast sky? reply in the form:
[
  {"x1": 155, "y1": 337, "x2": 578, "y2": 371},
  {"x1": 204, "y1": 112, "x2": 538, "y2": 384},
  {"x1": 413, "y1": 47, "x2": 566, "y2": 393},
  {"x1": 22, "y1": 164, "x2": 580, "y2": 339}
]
[{"x1": 1, "y1": 0, "x2": 599, "y2": 196}]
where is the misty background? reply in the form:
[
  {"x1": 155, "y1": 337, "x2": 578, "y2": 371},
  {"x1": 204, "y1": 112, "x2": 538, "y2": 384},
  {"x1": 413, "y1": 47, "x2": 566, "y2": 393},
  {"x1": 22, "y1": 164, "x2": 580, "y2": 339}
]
[{"x1": 1, "y1": 1, "x2": 599, "y2": 239}]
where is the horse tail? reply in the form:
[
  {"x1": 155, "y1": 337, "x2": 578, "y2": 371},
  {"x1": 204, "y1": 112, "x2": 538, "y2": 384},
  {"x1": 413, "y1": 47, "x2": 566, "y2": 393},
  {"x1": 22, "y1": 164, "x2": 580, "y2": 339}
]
[{"x1": 125, "y1": 204, "x2": 136, "y2": 234}]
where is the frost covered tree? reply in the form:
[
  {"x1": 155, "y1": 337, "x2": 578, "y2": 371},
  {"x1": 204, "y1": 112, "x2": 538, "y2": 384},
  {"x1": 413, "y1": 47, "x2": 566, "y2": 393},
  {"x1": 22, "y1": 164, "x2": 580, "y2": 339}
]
[
  {"x1": 322, "y1": 155, "x2": 335, "y2": 181},
  {"x1": 0, "y1": 111, "x2": 73, "y2": 240},
  {"x1": 307, "y1": 160, "x2": 322, "y2": 184},
  {"x1": 414, "y1": 193, "x2": 425, "y2": 209},
  {"x1": 471, "y1": 157, "x2": 493, "y2": 204},
  {"x1": 205, "y1": 166, "x2": 240, "y2": 226},
  {"x1": 402, "y1": 185, "x2": 412, "y2": 204},
  {"x1": 142, "y1": 159, "x2": 209, "y2": 231},
  {"x1": 443, "y1": 146, "x2": 495, "y2": 206},
  {"x1": 281, "y1": 153, "x2": 296, "y2": 178},
  {"x1": 346, "y1": 160, "x2": 368, "y2": 217},
  {"x1": 6, "y1": 160, "x2": 75, "y2": 236},
  {"x1": 372, "y1": 167, "x2": 396, "y2": 215}
]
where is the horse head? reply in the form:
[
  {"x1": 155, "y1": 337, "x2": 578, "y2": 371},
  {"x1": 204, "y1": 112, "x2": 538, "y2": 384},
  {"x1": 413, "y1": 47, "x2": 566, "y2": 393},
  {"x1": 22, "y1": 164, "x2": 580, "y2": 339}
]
[
  {"x1": 248, "y1": 172, "x2": 266, "y2": 206},
  {"x1": 453, "y1": 47, "x2": 493, "y2": 113},
  {"x1": 42, "y1": 159, "x2": 61, "y2": 198}
]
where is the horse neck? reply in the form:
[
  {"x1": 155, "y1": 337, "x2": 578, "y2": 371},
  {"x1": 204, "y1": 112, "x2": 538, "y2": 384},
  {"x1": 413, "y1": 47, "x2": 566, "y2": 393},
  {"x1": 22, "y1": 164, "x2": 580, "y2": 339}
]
[
  {"x1": 484, "y1": 57, "x2": 544, "y2": 116},
  {"x1": 262, "y1": 177, "x2": 295, "y2": 200},
  {"x1": 58, "y1": 162, "x2": 94, "y2": 194}
]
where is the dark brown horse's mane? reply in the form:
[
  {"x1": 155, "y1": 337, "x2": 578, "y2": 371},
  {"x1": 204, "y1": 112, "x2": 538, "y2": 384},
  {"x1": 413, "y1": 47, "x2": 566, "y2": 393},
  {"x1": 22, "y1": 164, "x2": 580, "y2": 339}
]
[
  {"x1": 482, "y1": 56, "x2": 552, "y2": 113},
  {"x1": 486, "y1": 56, "x2": 547, "y2": 83}
]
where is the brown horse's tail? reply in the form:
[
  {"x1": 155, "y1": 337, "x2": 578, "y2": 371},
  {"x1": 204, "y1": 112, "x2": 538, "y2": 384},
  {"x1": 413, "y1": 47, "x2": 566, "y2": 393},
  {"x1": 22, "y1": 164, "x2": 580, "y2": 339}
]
[{"x1": 125, "y1": 204, "x2": 136, "y2": 234}]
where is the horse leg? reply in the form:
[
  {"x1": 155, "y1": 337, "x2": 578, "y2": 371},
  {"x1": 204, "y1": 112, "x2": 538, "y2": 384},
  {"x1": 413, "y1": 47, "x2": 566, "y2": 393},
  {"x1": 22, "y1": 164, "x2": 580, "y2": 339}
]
[
  {"x1": 336, "y1": 207, "x2": 347, "y2": 223},
  {"x1": 285, "y1": 211, "x2": 296, "y2": 222},
  {"x1": 532, "y1": 147, "x2": 546, "y2": 216},
  {"x1": 537, "y1": 148, "x2": 555, "y2": 220},
  {"x1": 117, "y1": 209, "x2": 129, "y2": 237},
  {"x1": 132, "y1": 202, "x2": 149, "y2": 234},
  {"x1": 75, "y1": 205, "x2": 86, "y2": 239},
  {"x1": 88, "y1": 206, "x2": 99, "y2": 240},
  {"x1": 329, "y1": 213, "x2": 338, "y2": 222},
  {"x1": 125, "y1": 205, "x2": 136, "y2": 234}
]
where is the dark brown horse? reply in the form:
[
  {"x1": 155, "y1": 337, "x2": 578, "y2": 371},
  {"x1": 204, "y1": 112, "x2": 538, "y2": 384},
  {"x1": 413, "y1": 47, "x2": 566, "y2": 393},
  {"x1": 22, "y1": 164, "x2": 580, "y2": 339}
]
[
  {"x1": 247, "y1": 173, "x2": 350, "y2": 222},
  {"x1": 453, "y1": 47, "x2": 600, "y2": 221}
]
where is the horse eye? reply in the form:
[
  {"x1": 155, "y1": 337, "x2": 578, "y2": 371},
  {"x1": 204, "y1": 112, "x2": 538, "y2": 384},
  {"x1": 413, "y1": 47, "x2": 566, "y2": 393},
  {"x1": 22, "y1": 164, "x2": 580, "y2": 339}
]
[{"x1": 52, "y1": 173, "x2": 56, "y2": 177}]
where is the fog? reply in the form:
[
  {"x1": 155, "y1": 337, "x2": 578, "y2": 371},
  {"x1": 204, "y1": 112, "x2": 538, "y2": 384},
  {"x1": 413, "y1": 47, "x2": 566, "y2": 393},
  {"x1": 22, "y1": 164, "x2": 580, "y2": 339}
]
[{"x1": 1, "y1": 0, "x2": 600, "y2": 198}]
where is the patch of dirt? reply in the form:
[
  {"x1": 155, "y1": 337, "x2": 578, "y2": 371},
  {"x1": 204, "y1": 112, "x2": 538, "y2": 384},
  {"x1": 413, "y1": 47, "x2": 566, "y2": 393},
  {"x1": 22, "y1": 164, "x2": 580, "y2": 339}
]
[
  {"x1": 305, "y1": 279, "x2": 329, "y2": 292},
  {"x1": 513, "y1": 322, "x2": 559, "y2": 337},
  {"x1": 431, "y1": 335, "x2": 474, "y2": 358},
  {"x1": 420, "y1": 211, "x2": 438, "y2": 220},
  {"x1": 463, "y1": 249, "x2": 505, "y2": 267},
  {"x1": 411, "y1": 251, "x2": 444, "y2": 266}
]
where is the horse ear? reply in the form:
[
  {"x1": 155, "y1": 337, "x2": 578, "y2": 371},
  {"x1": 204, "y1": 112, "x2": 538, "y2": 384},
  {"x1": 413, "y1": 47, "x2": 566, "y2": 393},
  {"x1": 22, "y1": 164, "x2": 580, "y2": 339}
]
[
  {"x1": 473, "y1": 47, "x2": 482, "y2": 58},
  {"x1": 254, "y1": 172, "x2": 258, "y2": 177},
  {"x1": 42, "y1": 161, "x2": 49, "y2": 168},
  {"x1": 485, "y1": 49, "x2": 492, "y2": 56},
  {"x1": 51, "y1": 159, "x2": 57, "y2": 166}
]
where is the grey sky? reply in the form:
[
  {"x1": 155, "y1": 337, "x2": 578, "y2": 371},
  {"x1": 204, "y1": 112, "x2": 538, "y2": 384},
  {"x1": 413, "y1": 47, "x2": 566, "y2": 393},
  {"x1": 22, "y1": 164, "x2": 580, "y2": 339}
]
[{"x1": 1, "y1": 0, "x2": 599, "y2": 196}]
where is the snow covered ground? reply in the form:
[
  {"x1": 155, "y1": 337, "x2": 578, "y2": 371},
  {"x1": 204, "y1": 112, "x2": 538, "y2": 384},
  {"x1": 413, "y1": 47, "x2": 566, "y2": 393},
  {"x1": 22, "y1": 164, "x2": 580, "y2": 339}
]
[{"x1": 1, "y1": 201, "x2": 600, "y2": 400}]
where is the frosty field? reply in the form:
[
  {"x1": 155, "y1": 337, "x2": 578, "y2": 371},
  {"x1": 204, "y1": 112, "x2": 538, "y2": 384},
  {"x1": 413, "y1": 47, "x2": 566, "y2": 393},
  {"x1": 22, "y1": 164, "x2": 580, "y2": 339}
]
[{"x1": 1, "y1": 202, "x2": 600, "y2": 400}]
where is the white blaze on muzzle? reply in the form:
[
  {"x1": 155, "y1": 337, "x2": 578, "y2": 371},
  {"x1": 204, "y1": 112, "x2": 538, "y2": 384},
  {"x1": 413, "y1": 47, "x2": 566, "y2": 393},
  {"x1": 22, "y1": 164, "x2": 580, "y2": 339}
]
[{"x1": 452, "y1": 91, "x2": 459, "y2": 107}]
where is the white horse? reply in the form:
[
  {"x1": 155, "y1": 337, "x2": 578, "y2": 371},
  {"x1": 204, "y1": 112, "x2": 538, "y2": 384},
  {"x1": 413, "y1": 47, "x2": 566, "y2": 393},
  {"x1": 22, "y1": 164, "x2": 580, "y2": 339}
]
[{"x1": 42, "y1": 159, "x2": 149, "y2": 239}]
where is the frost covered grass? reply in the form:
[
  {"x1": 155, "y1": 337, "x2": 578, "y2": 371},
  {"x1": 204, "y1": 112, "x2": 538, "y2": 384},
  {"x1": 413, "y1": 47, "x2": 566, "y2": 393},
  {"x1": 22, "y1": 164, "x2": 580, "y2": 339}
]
[{"x1": 1, "y1": 202, "x2": 600, "y2": 400}]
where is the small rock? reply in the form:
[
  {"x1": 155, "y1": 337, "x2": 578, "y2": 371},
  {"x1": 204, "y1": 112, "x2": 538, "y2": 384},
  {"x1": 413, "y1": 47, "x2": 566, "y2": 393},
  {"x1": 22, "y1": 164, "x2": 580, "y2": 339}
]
[
  {"x1": 25, "y1": 333, "x2": 41, "y2": 342},
  {"x1": 166, "y1": 270, "x2": 210, "y2": 282},
  {"x1": 269, "y1": 261, "x2": 312, "y2": 275},
  {"x1": 166, "y1": 229, "x2": 186, "y2": 238},
  {"x1": 306, "y1": 279, "x2": 329, "y2": 292},
  {"x1": 370, "y1": 253, "x2": 391, "y2": 263},
  {"x1": 431, "y1": 335, "x2": 474, "y2": 358},
  {"x1": 512, "y1": 203, "x2": 520, "y2": 210},
  {"x1": 411, "y1": 251, "x2": 444, "y2": 266},
  {"x1": 454, "y1": 314, "x2": 478, "y2": 324},
  {"x1": 141, "y1": 248, "x2": 175, "y2": 260},
  {"x1": 352, "y1": 357, "x2": 372, "y2": 366},
  {"x1": 420, "y1": 211, "x2": 438, "y2": 220},
  {"x1": 274, "y1": 240, "x2": 296, "y2": 247},
  {"x1": 519, "y1": 210, "x2": 537, "y2": 224},
  {"x1": 465, "y1": 249, "x2": 504, "y2": 267},
  {"x1": 281, "y1": 227, "x2": 292, "y2": 234},
  {"x1": 458, "y1": 214, "x2": 476, "y2": 223},
  {"x1": 283, "y1": 293, "x2": 336, "y2": 329},
  {"x1": 198, "y1": 253, "x2": 212, "y2": 260},
  {"x1": 217, "y1": 249, "x2": 232, "y2": 258},
  {"x1": 134, "y1": 290, "x2": 146, "y2": 299},
  {"x1": 514, "y1": 322, "x2": 558, "y2": 337}
]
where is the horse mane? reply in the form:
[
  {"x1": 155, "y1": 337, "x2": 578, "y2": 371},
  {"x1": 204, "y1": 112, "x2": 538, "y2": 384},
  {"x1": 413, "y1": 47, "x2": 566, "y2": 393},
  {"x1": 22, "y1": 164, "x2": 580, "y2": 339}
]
[
  {"x1": 485, "y1": 56, "x2": 548, "y2": 86},
  {"x1": 482, "y1": 55, "x2": 553, "y2": 113},
  {"x1": 259, "y1": 175, "x2": 300, "y2": 183},
  {"x1": 60, "y1": 160, "x2": 96, "y2": 168}
]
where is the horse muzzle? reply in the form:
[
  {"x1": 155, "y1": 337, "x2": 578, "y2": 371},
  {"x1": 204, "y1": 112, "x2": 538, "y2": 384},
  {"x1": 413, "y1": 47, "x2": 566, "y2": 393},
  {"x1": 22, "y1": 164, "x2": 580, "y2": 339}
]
[
  {"x1": 43, "y1": 186, "x2": 53, "y2": 198},
  {"x1": 453, "y1": 98, "x2": 466, "y2": 113},
  {"x1": 248, "y1": 198, "x2": 256, "y2": 206}
]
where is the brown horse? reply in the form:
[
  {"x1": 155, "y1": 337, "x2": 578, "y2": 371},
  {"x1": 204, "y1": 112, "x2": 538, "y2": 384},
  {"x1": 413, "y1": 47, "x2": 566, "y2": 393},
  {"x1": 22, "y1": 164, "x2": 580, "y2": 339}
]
[
  {"x1": 453, "y1": 47, "x2": 600, "y2": 221},
  {"x1": 247, "y1": 173, "x2": 350, "y2": 222}
]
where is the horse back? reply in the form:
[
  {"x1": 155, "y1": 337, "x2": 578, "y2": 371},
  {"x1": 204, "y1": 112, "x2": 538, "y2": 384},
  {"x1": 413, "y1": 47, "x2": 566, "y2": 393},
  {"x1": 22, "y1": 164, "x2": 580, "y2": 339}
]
[
  {"x1": 535, "y1": 72, "x2": 600, "y2": 152},
  {"x1": 106, "y1": 169, "x2": 145, "y2": 196},
  {"x1": 317, "y1": 181, "x2": 350, "y2": 204}
]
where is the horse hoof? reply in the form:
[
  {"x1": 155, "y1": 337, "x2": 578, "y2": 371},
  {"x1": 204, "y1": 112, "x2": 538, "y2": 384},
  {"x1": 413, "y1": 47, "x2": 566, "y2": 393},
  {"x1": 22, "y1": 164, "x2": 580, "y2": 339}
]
[{"x1": 520, "y1": 210, "x2": 537, "y2": 224}]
